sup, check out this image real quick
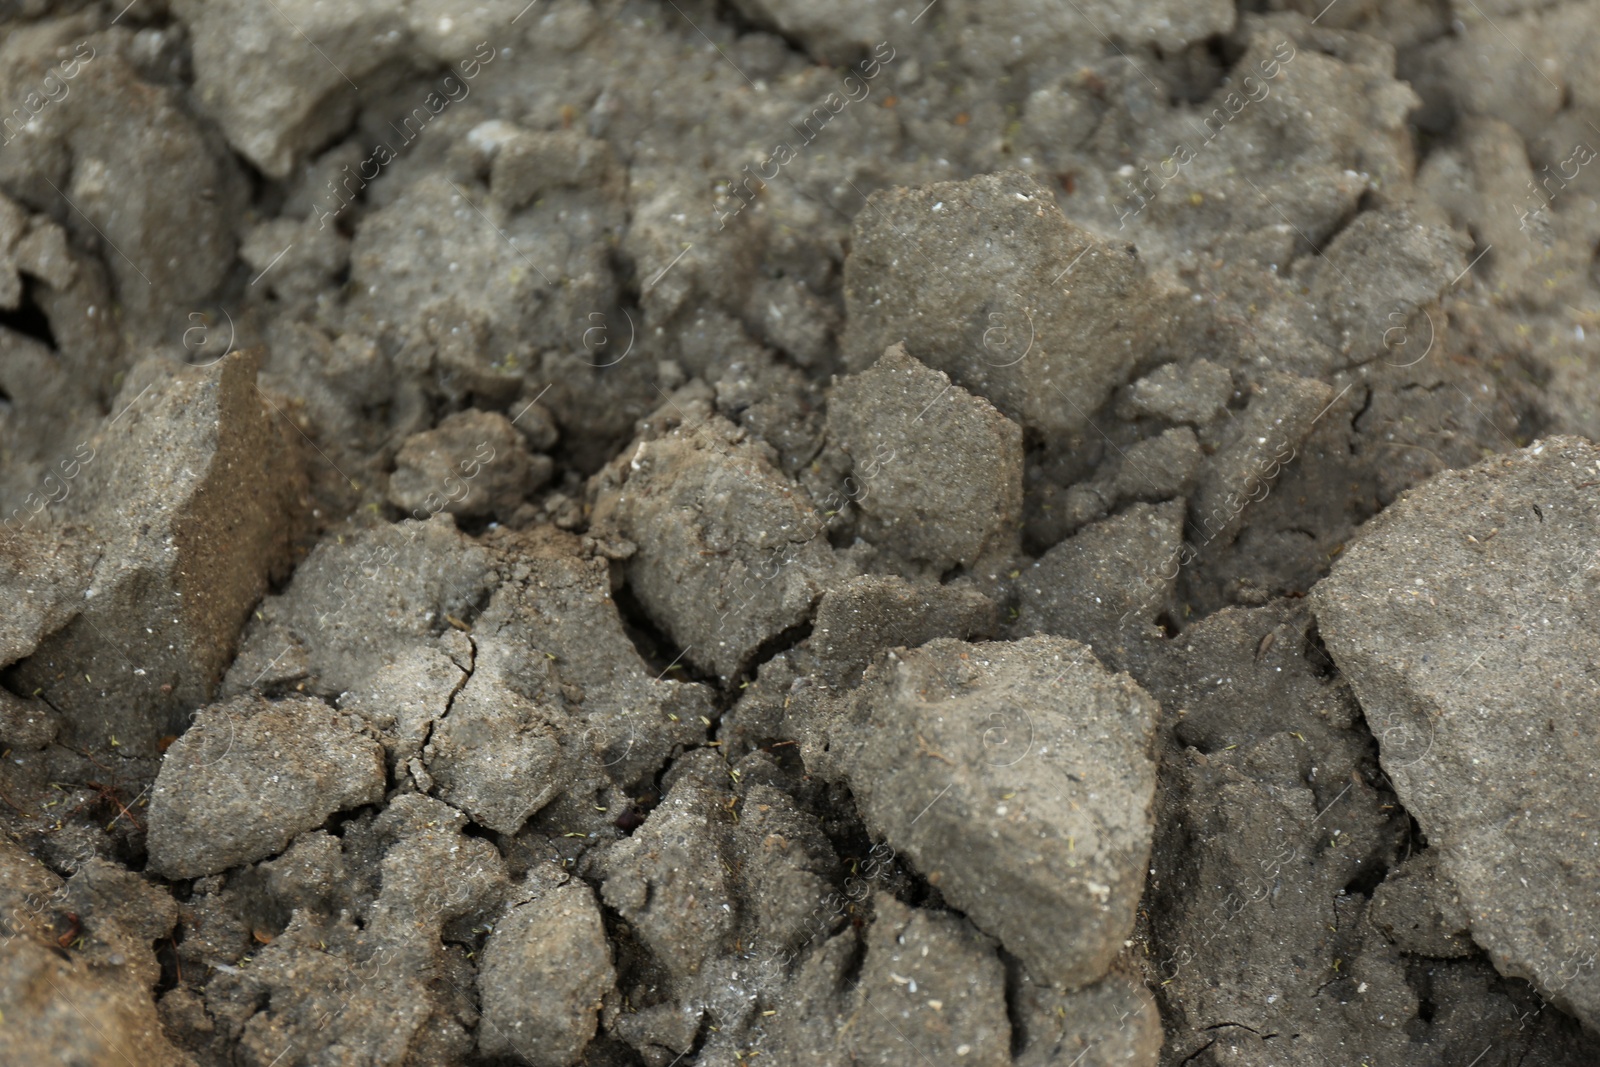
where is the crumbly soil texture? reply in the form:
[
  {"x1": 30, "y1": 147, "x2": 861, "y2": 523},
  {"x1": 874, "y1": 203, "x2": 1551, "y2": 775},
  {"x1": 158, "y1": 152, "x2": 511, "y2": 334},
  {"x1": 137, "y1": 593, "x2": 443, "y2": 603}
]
[{"x1": 4, "y1": 1, "x2": 1600, "y2": 1065}]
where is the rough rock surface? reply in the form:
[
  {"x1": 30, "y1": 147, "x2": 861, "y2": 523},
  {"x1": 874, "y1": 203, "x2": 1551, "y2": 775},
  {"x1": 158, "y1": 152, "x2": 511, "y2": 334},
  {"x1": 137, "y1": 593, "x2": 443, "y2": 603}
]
[
  {"x1": 476, "y1": 876, "x2": 614, "y2": 1064},
  {"x1": 1054, "y1": 427, "x2": 1203, "y2": 537},
  {"x1": 179, "y1": 0, "x2": 410, "y2": 179},
  {"x1": 0, "y1": 526, "x2": 90, "y2": 668},
  {"x1": 1, "y1": 928, "x2": 196, "y2": 1067},
  {"x1": 9, "y1": 353, "x2": 304, "y2": 756},
  {"x1": 726, "y1": 0, "x2": 899, "y2": 66},
  {"x1": 223, "y1": 515, "x2": 491, "y2": 699},
  {"x1": 1014, "y1": 499, "x2": 1186, "y2": 673},
  {"x1": 388, "y1": 408, "x2": 550, "y2": 520},
  {"x1": 1013, "y1": 972, "x2": 1164, "y2": 1067},
  {"x1": 420, "y1": 619, "x2": 565, "y2": 835},
  {"x1": 811, "y1": 574, "x2": 998, "y2": 686},
  {"x1": 1315, "y1": 436, "x2": 1600, "y2": 1028},
  {"x1": 840, "y1": 894, "x2": 1011, "y2": 1065},
  {"x1": 148, "y1": 693, "x2": 386, "y2": 878},
  {"x1": 191, "y1": 794, "x2": 507, "y2": 1067},
  {"x1": 1370, "y1": 851, "x2": 1476, "y2": 959},
  {"x1": 1189, "y1": 370, "x2": 1337, "y2": 555},
  {"x1": 1115, "y1": 359, "x2": 1235, "y2": 426},
  {"x1": 842, "y1": 171, "x2": 1179, "y2": 445},
  {"x1": 1133, "y1": 599, "x2": 1409, "y2": 1064},
  {"x1": 820, "y1": 636, "x2": 1159, "y2": 989},
  {"x1": 590, "y1": 386, "x2": 840, "y2": 681},
  {"x1": 0, "y1": 20, "x2": 243, "y2": 337},
  {"x1": 597, "y1": 751, "x2": 739, "y2": 983},
  {"x1": 464, "y1": 532, "x2": 712, "y2": 792},
  {"x1": 347, "y1": 171, "x2": 620, "y2": 388},
  {"x1": 827, "y1": 343, "x2": 1024, "y2": 570},
  {"x1": 3, "y1": 0, "x2": 1600, "y2": 1063},
  {"x1": 0, "y1": 845, "x2": 191, "y2": 1067}
]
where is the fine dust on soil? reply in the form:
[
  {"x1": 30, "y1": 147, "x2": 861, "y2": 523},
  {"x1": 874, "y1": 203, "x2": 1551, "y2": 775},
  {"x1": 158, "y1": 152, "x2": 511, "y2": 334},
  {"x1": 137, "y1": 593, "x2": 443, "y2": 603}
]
[{"x1": 1, "y1": 1, "x2": 1599, "y2": 1066}]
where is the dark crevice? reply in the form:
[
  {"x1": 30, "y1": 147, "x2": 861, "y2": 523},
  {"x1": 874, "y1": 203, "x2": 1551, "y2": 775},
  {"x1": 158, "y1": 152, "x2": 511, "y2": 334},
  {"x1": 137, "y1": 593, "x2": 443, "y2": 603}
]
[
  {"x1": 1399, "y1": 812, "x2": 1429, "y2": 866},
  {"x1": 1314, "y1": 972, "x2": 1349, "y2": 997},
  {"x1": 712, "y1": 0, "x2": 819, "y2": 65},
  {"x1": 452, "y1": 513, "x2": 499, "y2": 538},
  {"x1": 591, "y1": 889, "x2": 680, "y2": 1023},
  {"x1": 1225, "y1": 381, "x2": 1251, "y2": 412},
  {"x1": 1000, "y1": 947, "x2": 1031, "y2": 1060},
  {"x1": 1348, "y1": 384, "x2": 1375, "y2": 447},
  {"x1": 1302, "y1": 618, "x2": 1339, "y2": 680},
  {"x1": 0, "y1": 275, "x2": 59, "y2": 351},
  {"x1": 102, "y1": 1, "x2": 176, "y2": 30},
  {"x1": 0, "y1": 672, "x2": 35, "y2": 702},
  {"x1": 439, "y1": 635, "x2": 476, "y2": 722},
  {"x1": 1298, "y1": 195, "x2": 1368, "y2": 265},
  {"x1": 1202, "y1": 1021, "x2": 1269, "y2": 1035},
  {"x1": 631, "y1": 760, "x2": 672, "y2": 831},
  {"x1": 1411, "y1": 118, "x2": 1451, "y2": 165},
  {"x1": 834, "y1": 920, "x2": 869, "y2": 993},
  {"x1": 1156, "y1": 609, "x2": 1182, "y2": 638},
  {"x1": 1343, "y1": 856, "x2": 1389, "y2": 898},
  {"x1": 730, "y1": 619, "x2": 813, "y2": 698},
  {"x1": 154, "y1": 931, "x2": 184, "y2": 995},
  {"x1": 610, "y1": 797, "x2": 649, "y2": 833},
  {"x1": 233, "y1": 149, "x2": 275, "y2": 216},
  {"x1": 318, "y1": 807, "x2": 372, "y2": 838},
  {"x1": 610, "y1": 584, "x2": 715, "y2": 687},
  {"x1": 1168, "y1": 33, "x2": 1240, "y2": 105},
  {"x1": 1410, "y1": 962, "x2": 1438, "y2": 1023}
]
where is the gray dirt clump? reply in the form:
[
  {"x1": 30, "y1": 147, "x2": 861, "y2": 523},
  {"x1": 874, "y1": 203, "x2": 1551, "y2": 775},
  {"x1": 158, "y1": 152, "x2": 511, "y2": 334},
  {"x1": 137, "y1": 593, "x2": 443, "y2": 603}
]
[
  {"x1": 347, "y1": 171, "x2": 621, "y2": 379},
  {"x1": 1012, "y1": 972, "x2": 1164, "y2": 1067},
  {"x1": 0, "y1": 19, "x2": 243, "y2": 338},
  {"x1": 1115, "y1": 359, "x2": 1235, "y2": 427},
  {"x1": 729, "y1": 780, "x2": 841, "y2": 956},
  {"x1": 590, "y1": 385, "x2": 842, "y2": 681},
  {"x1": 817, "y1": 636, "x2": 1159, "y2": 989},
  {"x1": 0, "y1": 525, "x2": 91, "y2": 668},
  {"x1": 147, "y1": 693, "x2": 386, "y2": 878},
  {"x1": 0, "y1": 684, "x2": 59, "y2": 750},
  {"x1": 476, "y1": 875, "x2": 614, "y2": 1065},
  {"x1": 1369, "y1": 851, "x2": 1476, "y2": 959},
  {"x1": 197, "y1": 795, "x2": 509, "y2": 1067},
  {"x1": 222, "y1": 514, "x2": 491, "y2": 698},
  {"x1": 8, "y1": 353, "x2": 305, "y2": 756},
  {"x1": 1135, "y1": 600, "x2": 1419, "y2": 1065},
  {"x1": 0, "y1": 921, "x2": 195, "y2": 1067},
  {"x1": 1189, "y1": 370, "x2": 1335, "y2": 555},
  {"x1": 1054, "y1": 426, "x2": 1203, "y2": 535},
  {"x1": 842, "y1": 171, "x2": 1180, "y2": 447},
  {"x1": 9, "y1": 0, "x2": 1600, "y2": 1063},
  {"x1": 179, "y1": 0, "x2": 406, "y2": 179},
  {"x1": 387, "y1": 408, "x2": 551, "y2": 521},
  {"x1": 826, "y1": 342, "x2": 1024, "y2": 570},
  {"x1": 0, "y1": 843, "x2": 192, "y2": 1067},
  {"x1": 1314, "y1": 435, "x2": 1600, "y2": 1028},
  {"x1": 811, "y1": 573, "x2": 998, "y2": 687},
  {"x1": 595, "y1": 750, "x2": 740, "y2": 984},
  {"x1": 1014, "y1": 499, "x2": 1186, "y2": 673},
  {"x1": 469, "y1": 530, "x2": 712, "y2": 792},
  {"x1": 838, "y1": 894, "x2": 1012, "y2": 1065},
  {"x1": 419, "y1": 618, "x2": 566, "y2": 835}
]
